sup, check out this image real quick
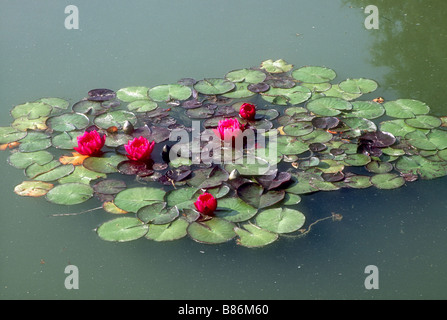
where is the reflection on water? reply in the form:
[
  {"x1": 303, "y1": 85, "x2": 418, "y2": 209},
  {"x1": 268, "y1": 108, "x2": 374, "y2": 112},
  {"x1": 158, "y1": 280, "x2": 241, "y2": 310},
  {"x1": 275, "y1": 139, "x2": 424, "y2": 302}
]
[{"x1": 1, "y1": 0, "x2": 447, "y2": 300}]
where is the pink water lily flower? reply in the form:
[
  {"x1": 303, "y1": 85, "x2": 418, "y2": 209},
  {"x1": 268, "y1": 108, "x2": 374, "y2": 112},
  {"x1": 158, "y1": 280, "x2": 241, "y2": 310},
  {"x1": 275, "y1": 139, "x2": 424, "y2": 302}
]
[
  {"x1": 74, "y1": 130, "x2": 105, "y2": 156},
  {"x1": 213, "y1": 118, "x2": 244, "y2": 142},
  {"x1": 124, "y1": 136, "x2": 155, "y2": 162},
  {"x1": 194, "y1": 193, "x2": 218, "y2": 216}
]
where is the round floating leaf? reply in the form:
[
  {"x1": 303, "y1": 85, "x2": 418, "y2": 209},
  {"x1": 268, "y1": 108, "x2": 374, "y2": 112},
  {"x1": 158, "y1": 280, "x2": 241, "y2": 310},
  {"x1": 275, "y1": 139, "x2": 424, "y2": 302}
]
[
  {"x1": 114, "y1": 187, "x2": 166, "y2": 213},
  {"x1": 167, "y1": 187, "x2": 197, "y2": 210},
  {"x1": 0, "y1": 127, "x2": 27, "y2": 144},
  {"x1": 343, "y1": 153, "x2": 371, "y2": 166},
  {"x1": 46, "y1": 182, "x2": 93, "y2": 205},
  {"x1": 11, "y1": 102, "x2": 52, "y2": 120},
  {"x1": 18, "y1": 131, "x2": 51, "y2": 152},
  {"x1": 194, "y1": 78, "x2": 235, "y2": 95},
  {"x1": 94, "y1": 110, "x2": 137, "y2": 129},
  {"x1": 339, "y1": 78, "x2": 378, "y2": 94},
  {"x1": 283, "y1": 122, "x2": 314, "y2": 136},
  {"x1": 87, "y1": 88, "x2": 116, "y2": 102},
  {"x1": 234, "y1": 223, "x2": 278, "y2": 248},
  {"x1": 311, "y1": 116, "x2": 340, "y2": 129},
  {"x1": 306, "y1": 97, "x2": 352, "y2": 116},
  {"x1": 370, "y1": 173, "x2": 405, "y2": 189},
  {"x1": 145, "y1": 218, "x2": 189, "y2": 242},
  {"x1": 187, "y1": 218, "x2": 236, "y2": 244},
  {"x1": 222, "y1": 82, "x2": 255, "y2": 99},
  {"x1": 93, "y1": 179, "x2": 126, "y2": 195},
  {"x1": 225, "y1": 68, "x2": 266, "y2": 83},
  {"x1": 260, "y1": 59, "x2": 293, "y2": 73},
  {"x1": 384, "y1": 99, "x2": 430, "y2": 119},
  {"x1": 256, "y1": 207, "x2": 305, "y2": 234},
  {"x1": 51, "y1": 131, "x2": 83, "y2": 149},
  {"x1": 292, "y1": 66, "x2": 336, "y2": 83},
  {"x1": 283, "y1": 193, "x2": 301, "y2": 205},
  {"x1": 339, "y1": 174, "x2": 372, "y2": 189},
  {"x1": 14, "y1": 181, "x2": 53, "y2": 197},
  {"x1": 379, "y1": 119, "x2": 423, "y2": 137},
  {"x1": 25, "y1": 160, "x2": 74, "y2": 181},
  {"x1": 404, "y1": 115, "x2": 442, "y2": 129},
  {"x1": 187, "y1": 167, "x2": 229, "y2": 189},
  {"x1": 12, "y1": 116, "x2": 48, "y2": 131},
  {"x1": 103, "y1": 201, "x2": 128, "y2": 214},
  {"x1": 261, "y1": 86, "x2": 311, "y2": 105},
  {"x1": 236, "y1": 183, "x2": 285, "y2": 209},
  {"x1": 82, "y1": 153, "x2": 127, "y2": 173},
  {"x1": 276, "y1": 136, "x2": 309, "y2": 155},
  {"x1": 247, "y1": 82, "x2": 270, "y2": 93},
  {"x1": 8, "y1": 150, "x2": 53, "y2": 169},
  {"x1": 395, "y1": 155, "x2": 447, "y2": 180},
  {"x1": 405, "y1": 129, "x2": 447, "y2": 150},
  {"x1": 58, "y1": 165, "x2": 106, "y2": 184},
  {"x1": 365, "y1": 161, "x2": 393, "y2": 174},
  {"x1": 36, "y1": 97, "x2": 69, "y2": 115},
  {"x1": 116, "y1": 86, "x2": 150, "y2": 102},
  {"x1": 138, "y1": 203, "x2": 179, "y2": 225},
  {"x1": 148, "y1": 84, "x2": 192, "y2": 101},
  {"x1": 97, "y1": 217, "x2": 148, "y2": 242},
  {"x1": 46, "y1": 113, "x2": 90, "y2": 132},
  {"x1": 323, "y1": 84, "x2": 362, "y2": 101},
  {"x1": 346, "y1": 101, "x2": 385, "y2": 119},
  {"x1": 127, "y1": 100, "x2": 158, "y2": 113},
  {"x1": 72, "y1": 100, "x2": 105, "y2": 116},
  {"x1": 215, "y1": 196, "x2": 258, "y2": 222}
]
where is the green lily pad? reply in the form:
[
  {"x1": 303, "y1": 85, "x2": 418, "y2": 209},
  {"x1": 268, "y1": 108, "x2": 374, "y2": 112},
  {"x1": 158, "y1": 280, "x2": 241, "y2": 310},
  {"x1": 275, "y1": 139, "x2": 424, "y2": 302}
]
[
  {"x1": 14, "y1": 180, "x2": 54, "y2": 197},
  {"x1": 255, "y1": 207, "x2": 305, "y2": 234},
  {"x1": 166, "y1": 187, "x2": 197, "y2": 210},
  {"x1": 323, "y1": 84, "x2": 362, "y2": 101},
  {"x1": 116, "y1": 86, "x2": 150, "y2": 102},
  {"x1": 379, "y1": 119, "x2": 424, "y2": 137},
  {"x1": 222, "y1": 82, "x2": 256, "y2": 99},
  {"x1": 384, "y1": 99, "x2": 430, "y2": 119},
  {"x1": 194, "y1": 78, "x2": 235, "y2": 95},
  {"x1": 145, "y1": 218, "x2": 189, "y2": 242},
  {"x1": 0, "y1": 127, "x2": 27, "y2": 144},
  {"x1": 283, "y1": 122, "x2": 314, "y2": 136},
  {"x1": 51, "y1": 131, "x2": 83, "y2": 149},
  {"x1": 17, "y1": 132, "x2": 52, "y2": 152},
  {"x1": 343, "y1": 153, "x2": 371, "y2": 166},
  {"x1": 12, "y1": 116, "x2": 48, "y2": 131},
  {"x1": 234, "y1": 223, "x2": 278, "y2": 248},
  {"x1": 225, "y1": 68, "x2": 266, "y2": 83},
  {"x1": 260, "y1": 59, "x2": 293, "y2": 73},
  {"x1": 306, "y1": 97, "x2": 352, "y2": 116},
  {"x1": 283, "y1": 193, "x2": 302, "y2": 205},
  {"x1": 25, "y1": 160, "x2": 74, "y2": 181},
  {"x1": 46, "y1": 113, "x2": 90, "y2": 132},
  {"x1": 224, "y1": 156, "x2": 272, "y2": 176},
  {"x1": 114, "y1": 187, "x2": 166, "y2": 213},
  {"x1": 187, "y1": 218, "x2": 236, "y2": 244},
  {"x1": 127, "y1": 100, "x2": 158, "y2": 113},
  {"x1": 148, "y1": 84, "x2": 192, "y2": 101},
  {"x1": 11, "y1": 101, "x2": 52, "y2": 120},
  {"x1": 8, "y1": 150, "x2": 53, "y2": 169},
  {"x1": 339, "y1": 78, "x2": 378, "y2": 94},
  {"x1": 97, "y1": 217, "x2": 149, "y2": 242},
  {"x1": 137, "y1": 202, "x2": 179, "y2": 225},
  {"x1": 82, "y1": 153, "x2": 127, "y2": 173},
  {"x1": 405, "y1": 129, "x2": 447, "y2": 150},
  {"x1": 58, "y1": 165, "x2": 106, "y2": 184},
  {"x1": 276, "y1": 136, "x2": 309, "y2": 155},
  {"x1": 395, "y1": 155, "x2": 447, "y2": 180},
  {"x1": 94, "y1": 110, "x2": 137, "y2": 129},
  {"x1": 236, "y1": 183, "x2": 285, "y2": 209},
  {"x1": 187, "y1": 167, "x2": 229, "y2": 189},
  {"x1": 261, "y1": 86, "x2": 311, "y2": 105},
  {"x1": 215, "y1": 196, "x2": 258, "y2": 222},
  {"x1": 93, "y1": 179, "x2": 126, "y2": 195},
  {"x1": 345, "y1": 101, "x2": 385, "y2": 119},
  {"x1": 292, "y1": 66, "x2": 336, "y2": 83},
  {"x1": 365, "y1": 161, "x2": 393, "y2": 174},
  {"x1": 46, "y1": 182, "x2": 93, "y2": 205},
  {"x1": 370, "y1": 173, "x2": 405, "y2": 189},
  {"x1": 404, "y1": 115, "x2": 442, "y2": 129},
  {"x1": 286, "y1": 172, "x2": 321, "y2": 195},
  {"x1": 36, "y1": 97, "x2": 70, "y2": 115},
  {"x1": 72, "y1": 100, "x2": 105, "y2": 116}
]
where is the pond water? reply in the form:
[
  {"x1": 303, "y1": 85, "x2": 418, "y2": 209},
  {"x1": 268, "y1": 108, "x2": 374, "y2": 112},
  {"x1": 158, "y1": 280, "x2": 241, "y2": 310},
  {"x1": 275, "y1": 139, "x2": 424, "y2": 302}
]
[{"x1": 1, "y1": 0, "x2": 447, "y2": 300}]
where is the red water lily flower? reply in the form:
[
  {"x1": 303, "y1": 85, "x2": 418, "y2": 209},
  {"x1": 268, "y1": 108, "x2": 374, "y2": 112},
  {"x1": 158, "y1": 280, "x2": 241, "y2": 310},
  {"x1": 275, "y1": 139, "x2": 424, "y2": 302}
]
[
  {"x1": 194, "y1": 192, "x2": 218, "y2": 216},
  {"x1": 213, "y1": 118, "x2": 244, "y2": 142},
  {"x1": 239, "y1": 102, "x2": 256, "y2": 120},
  {"x1": 74, "y1": 130, "x2": 105, "y2": 156},
  {"x1": 124, "y1": 136, "x2": 155, "y2": 162}
]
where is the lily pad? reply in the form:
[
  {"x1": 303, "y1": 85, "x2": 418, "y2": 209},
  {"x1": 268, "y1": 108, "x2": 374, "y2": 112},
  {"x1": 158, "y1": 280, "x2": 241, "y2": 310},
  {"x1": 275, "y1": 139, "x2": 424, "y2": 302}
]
[
  {"x1": 87, "y1": 88, "x2": 116, "y2": 102},
  {"x1": 127, "y1": 100, "x2": 158, "y2": 113},
  {"x1": 52, "y1": 131, "x2": 83, "y2": 149},
  {"x1": 222, "y1": 82, "x2": 256, "y2": 99},
  {"x1": 148, "y1": 84, "x2": 192, "y2": 101},
  {"x1": 255, "y1": 207, "x2": 305, "y2": 234},
  {"x1": 14, "y1": 181, "x2": 54, "y2": 197},
  {"x1": 72, "y1": 100, "x2": 105, "y2": 116},
  {"x1": 370, "y1": 173, "x2": 405, "y2": 189},
  {"x1": 25, "y1": 160, "x2": 74, "y2": 181},
  {"x1": 46, "y1": 113, "x2": 90, "y2": 132},
  {"x1": 58, "y1": 165, "x2": 106, "y2": 184},
  {"x1": 234, "y1": 223, "x2": 278, "y2": 248},
  {"x1": 8, "y1": 150, "x2": 53, "y2": 169},
  {"x1": 187, "y1": 218, "x2": 236, "y2": 244},
  {"x1": 339, "y1": 78, "x2": 378, "y2": 94},
  {"x1": 395, "y1": 155, "x2": 447, "y2": 180},
  {"x1": 194, "y1": 78, "x2": 235, "y2": 95},
  {"x1": 237, "y1": 183, "x2": 285, "y2": 209},
  {"x1": 292, "y1": 66, "x2": 336, "y2": 83},
  {"x1": 405, "y1": 129, "x2": 447, "y2": 151},
  {"x1": 306, "y1": 97, "x2": 352, "y2": 116},
  {"x1": 11, "y1": 101, "x2": 52, "y2": 120},
  {"x1": 93, "y1": 179, "x2": 126, "y2": 195},
  {"x1": 384, "y1": 99, "x2": 430, "y2": 119},
  {"x1": 114, "y1": 187, "x2": 166, "y2": 213},
  {"x1": 46, "y1": 182, "x2": 93, "y2": 205},
  {"x1": 97, "y1": 217, "x2": 148, "y2": 242},
  {"x1": 17, "y1": 132, "x2": 52, "y2": 152},
  {"x1": 261, "y1": 86, "x2": 311, "y2": 105},
  {"x1": 225, "y1": 68, "x2": 266, "y2": 83},
  {"x1": 82, "y1": 153, "x2": 127, "y2": 173},
  {"x1": 260, "y1": 59, "x2": 293, "y2": 73},
  {"x1": 12, "y1": 116, "x2": 48, "y2": 131},
  {"x1": 404, "y1": 115, "x2": 442, "y2": 129},
  {"x1": 145, "y1": 218, "x2": 189, "y2": 241},
  {"x1": 346, "y1": 101, "x2": 385, "y2": 119},
  {"x1": 137, "y1": 202, "x2": 179, "y2": 225},
  {"x1": 116, "y1": 86, "x2": 150, "y2": 102},
  {"x1": 0, "y1": 127, "x2": 27, "y2": 144},
  {"x1": 94, "y1": 110, "x2": 137, "y2": 129}
]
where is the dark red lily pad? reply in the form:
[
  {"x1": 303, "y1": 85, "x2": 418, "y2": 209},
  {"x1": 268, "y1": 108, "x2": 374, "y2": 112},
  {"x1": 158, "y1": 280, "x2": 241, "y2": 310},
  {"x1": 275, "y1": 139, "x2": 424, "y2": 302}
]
[
  {"x1": 311, "y1": 116, "x2": 340, "y2": 129},
  {"x1": 88, "y1": 89, "x2": 116, "y2": 102},
  {"x1": 256, "y1": 171, "x2": 292, "y2": 190},
  {"x1": 247, "y1": 82, "x2": 270, "y2": 93}
]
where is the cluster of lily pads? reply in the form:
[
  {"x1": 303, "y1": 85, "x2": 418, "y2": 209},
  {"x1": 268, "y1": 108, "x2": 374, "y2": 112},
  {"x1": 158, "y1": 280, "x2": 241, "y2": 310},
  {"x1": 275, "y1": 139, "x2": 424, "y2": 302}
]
[{"x1": 2, "y1": 58, "x2": 447, "y2": 248}]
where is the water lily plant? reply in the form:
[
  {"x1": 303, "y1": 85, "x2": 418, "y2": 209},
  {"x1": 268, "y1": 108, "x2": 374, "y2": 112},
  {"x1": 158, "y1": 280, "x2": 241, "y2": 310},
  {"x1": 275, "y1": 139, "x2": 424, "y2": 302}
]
[{"x1": 74, "y1": 130, "x2": 105, "y2": 156}]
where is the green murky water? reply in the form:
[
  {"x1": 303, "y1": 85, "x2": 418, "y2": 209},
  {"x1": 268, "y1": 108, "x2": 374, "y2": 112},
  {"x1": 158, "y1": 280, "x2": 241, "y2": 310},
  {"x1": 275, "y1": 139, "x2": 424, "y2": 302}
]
[{"x1": 1, "y1": 0, "x2": 447, "y2": 299}]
